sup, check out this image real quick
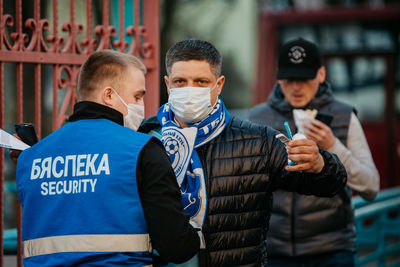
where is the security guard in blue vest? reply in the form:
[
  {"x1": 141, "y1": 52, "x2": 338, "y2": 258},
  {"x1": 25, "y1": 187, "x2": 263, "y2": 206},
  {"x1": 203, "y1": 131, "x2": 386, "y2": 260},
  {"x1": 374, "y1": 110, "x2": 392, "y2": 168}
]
[{"x1": 16, "y1": 50, "x2": 200, "y2": 266}]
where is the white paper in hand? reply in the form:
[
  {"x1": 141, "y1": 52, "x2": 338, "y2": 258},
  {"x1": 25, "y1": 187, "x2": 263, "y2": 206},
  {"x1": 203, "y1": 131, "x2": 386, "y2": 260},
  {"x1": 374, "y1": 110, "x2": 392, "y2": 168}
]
[
  {"x1": 293, "y1": 109, "x2": 314, "y2": 134},
  {"x1": 0, "y1": 128, "x2": 30, "y2": 150}
]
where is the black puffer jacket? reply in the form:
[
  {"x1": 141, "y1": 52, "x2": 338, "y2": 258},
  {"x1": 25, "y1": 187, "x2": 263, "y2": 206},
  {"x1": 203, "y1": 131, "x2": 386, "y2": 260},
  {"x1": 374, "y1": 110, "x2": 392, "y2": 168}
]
[
  {"x1": 249, "y1": 82, "x2": 356, "y2": 259},
  {"x1": 139, "y1": 115, "x2": 347, "y2": 267}
]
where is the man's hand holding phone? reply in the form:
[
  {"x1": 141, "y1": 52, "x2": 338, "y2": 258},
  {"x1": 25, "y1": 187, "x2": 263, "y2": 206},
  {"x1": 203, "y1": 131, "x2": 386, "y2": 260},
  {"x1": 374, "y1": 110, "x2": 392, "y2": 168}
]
[
  {"x1": 276, "y1": 122, "x2": 324, "y2": 174},
  {"x1": 9, "y1": 123, "x2": 38, "y2": 164},
  {"x1": 285, "y1": 138, "x2": 324, "y2": 174}
]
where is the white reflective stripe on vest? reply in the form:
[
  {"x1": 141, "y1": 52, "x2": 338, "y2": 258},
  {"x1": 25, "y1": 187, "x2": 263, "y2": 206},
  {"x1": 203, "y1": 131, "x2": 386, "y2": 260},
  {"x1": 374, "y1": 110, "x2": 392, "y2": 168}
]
[{"x1": 24, "y1": 234, "x2": 152, "y2": 258}]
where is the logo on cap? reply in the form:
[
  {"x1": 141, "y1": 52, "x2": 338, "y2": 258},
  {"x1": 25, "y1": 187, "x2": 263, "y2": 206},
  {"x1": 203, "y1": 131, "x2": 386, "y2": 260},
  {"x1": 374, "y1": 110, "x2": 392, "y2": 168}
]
[{"x1": 288, "y1": 46, "x2": 306, "y2": 64}]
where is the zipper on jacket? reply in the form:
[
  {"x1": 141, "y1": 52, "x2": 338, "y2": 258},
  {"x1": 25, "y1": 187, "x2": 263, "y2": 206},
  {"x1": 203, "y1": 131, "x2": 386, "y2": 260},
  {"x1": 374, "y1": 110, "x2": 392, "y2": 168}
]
[
  {"x1": 196, "y1": 146, "x2": 209, "y2": 219},
  {"x1": 196, "y1": 146, "x2": 211, "y2": 266}
]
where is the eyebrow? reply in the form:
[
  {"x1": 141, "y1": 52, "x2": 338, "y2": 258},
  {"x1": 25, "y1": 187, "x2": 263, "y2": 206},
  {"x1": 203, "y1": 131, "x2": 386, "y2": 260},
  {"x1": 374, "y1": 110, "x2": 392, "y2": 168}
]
[
  {"x1": 171, "y1": 76, "x2": 211, "y2": 81},
  {"x1": 171, "y1": 76, "x2": 187, "y2": 81}
]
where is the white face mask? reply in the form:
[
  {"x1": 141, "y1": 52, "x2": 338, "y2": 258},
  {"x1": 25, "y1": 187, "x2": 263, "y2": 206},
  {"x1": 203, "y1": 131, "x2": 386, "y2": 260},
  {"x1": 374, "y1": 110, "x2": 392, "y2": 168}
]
[
  {"x1": 111, "y1": 88, "x2": 144, "y2": 131},
  {"x1": 168, "y1": 84, "x2": 217, "y2": 124}
]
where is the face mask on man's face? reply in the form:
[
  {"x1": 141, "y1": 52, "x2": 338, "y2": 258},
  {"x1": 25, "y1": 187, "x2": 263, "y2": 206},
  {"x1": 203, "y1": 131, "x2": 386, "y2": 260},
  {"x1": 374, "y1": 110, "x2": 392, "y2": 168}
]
[
  {"x1": 167, "y1": 83, "x2": 217, "y2": 124},
  {"x1": 111, "y1": 88, "x2": 144, "y2": 131}
]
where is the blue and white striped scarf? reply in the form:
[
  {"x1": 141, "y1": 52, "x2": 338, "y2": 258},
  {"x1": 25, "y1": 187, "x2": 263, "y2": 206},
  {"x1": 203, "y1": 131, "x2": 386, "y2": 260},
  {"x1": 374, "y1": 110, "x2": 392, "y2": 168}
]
[{"x1": 157, "y1": 99, "x2": 230, "y2": 228}]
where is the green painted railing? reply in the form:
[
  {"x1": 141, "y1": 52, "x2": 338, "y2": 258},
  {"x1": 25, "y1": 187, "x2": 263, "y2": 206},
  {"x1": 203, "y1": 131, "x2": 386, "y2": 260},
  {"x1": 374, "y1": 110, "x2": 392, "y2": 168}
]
[{"x1": 353, "y1": 187, "x2": 400, "y2": 267}]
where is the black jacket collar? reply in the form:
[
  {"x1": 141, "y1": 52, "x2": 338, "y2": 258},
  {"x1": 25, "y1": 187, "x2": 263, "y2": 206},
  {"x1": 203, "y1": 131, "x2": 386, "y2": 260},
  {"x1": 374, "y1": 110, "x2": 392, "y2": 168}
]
[
  {"x1": 137, "y1": 116, "x2": 160, "y2": 133},
  {"x1": 68, "y1": 101, "x2": 124, "y2": 126}
]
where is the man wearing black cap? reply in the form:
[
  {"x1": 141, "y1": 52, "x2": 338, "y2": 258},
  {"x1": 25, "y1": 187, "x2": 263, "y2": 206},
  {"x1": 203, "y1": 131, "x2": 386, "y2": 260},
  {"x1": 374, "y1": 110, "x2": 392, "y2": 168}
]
[{"x1": 250, "y1": 38, "x2": 379, "y2": 266}]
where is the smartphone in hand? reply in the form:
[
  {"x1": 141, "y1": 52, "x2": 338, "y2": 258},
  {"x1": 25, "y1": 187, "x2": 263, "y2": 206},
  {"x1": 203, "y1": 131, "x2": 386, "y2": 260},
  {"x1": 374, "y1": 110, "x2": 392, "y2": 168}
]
[
  {"x1": 315, "y1": 112, "x2": 333, "y2": 126},
  {"x1": 15, "y1": 123, "x2": 38, "y2": 146},
  {"x1": 276, "y1": 132, "x2": 296, "y2": 166},
  {"x1": 276, "y1": 133, "x2": 291, "y2": 145}
]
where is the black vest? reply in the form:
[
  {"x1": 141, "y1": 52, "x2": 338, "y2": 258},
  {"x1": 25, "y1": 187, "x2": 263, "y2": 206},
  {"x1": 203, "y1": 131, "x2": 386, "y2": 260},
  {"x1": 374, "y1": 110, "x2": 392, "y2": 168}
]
[{"x1": 249, "y1": 82, "x2": 356, "y2": 258}]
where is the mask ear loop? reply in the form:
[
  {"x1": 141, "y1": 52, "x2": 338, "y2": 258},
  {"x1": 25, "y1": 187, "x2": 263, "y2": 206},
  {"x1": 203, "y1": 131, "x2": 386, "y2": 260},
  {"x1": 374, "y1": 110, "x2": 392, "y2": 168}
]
[
  {"x1": 209, "y1": 82, "x2": 220, "y2": 108},
  {"x1": 109, "y1": 87, "x2": 128, "y2": 107},
  {"x1": 210, "y1": 82, "x2": 218, "y2": 92}
]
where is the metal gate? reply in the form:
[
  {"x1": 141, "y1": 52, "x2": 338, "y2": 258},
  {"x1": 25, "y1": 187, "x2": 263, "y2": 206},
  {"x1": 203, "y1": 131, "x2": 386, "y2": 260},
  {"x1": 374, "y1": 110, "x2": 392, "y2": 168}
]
[{"x1": 0, "y1": 0, "x2": 160, "y2": 266}]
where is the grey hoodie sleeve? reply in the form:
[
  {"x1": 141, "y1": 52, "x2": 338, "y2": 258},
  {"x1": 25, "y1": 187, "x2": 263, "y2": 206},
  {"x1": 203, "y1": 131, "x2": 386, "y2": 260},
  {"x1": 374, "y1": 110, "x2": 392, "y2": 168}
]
[{"x1": 328, "y1": 112, "x2": 380, "y2": 200}]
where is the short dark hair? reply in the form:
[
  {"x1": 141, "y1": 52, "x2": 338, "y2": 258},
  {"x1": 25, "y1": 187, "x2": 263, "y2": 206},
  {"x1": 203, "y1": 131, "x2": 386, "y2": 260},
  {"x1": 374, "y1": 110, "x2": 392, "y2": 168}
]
[
  {"x1": 77, "y1": 49, "x2": 146, "y2": 100},
  {"x1": 165, "y1": 39, "x2": 222, "y2": 77}
]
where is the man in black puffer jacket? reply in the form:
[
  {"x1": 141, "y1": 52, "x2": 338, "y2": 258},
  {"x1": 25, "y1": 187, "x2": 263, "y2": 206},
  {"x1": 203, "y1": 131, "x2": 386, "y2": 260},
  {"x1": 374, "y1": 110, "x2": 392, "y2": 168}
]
[
  {"x1": 139, "y1": 39, "x2": 347, "y2": 267},
  {"x1": 249, "y1": 38, "x2": 379, "y2": 266}
]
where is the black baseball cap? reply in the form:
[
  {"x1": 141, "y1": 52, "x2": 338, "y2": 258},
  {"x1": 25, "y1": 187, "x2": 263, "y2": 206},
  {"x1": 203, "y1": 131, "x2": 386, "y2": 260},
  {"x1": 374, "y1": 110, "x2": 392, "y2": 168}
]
[{"x1": 277, "y1": 38, "x2": 321, "y2": 80}]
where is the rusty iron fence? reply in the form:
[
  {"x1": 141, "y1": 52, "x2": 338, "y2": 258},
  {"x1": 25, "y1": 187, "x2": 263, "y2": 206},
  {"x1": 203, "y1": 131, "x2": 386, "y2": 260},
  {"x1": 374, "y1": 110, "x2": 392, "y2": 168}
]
[{"x1": 0, "y1": 0, "x2": 160, "y2": 266}]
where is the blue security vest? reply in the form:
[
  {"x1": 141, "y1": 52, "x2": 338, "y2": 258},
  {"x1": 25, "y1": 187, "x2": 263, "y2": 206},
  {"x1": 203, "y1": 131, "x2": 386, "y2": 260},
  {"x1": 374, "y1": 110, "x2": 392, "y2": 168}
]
[{"x1": 16, "y1": 119, "x2": 153, "y2": 266}]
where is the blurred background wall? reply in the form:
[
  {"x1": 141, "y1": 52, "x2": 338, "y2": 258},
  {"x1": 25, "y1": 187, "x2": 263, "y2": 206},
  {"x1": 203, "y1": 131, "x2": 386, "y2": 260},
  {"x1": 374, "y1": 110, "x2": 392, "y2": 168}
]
[{"x1": 160, "y1": 0, "x2": 258, "y2": 109}]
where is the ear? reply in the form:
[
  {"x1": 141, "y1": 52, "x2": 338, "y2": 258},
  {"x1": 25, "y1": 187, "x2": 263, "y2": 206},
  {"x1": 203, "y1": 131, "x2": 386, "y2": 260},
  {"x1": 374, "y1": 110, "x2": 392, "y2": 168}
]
[
  {"x1": 164, "y1": 76, "x2": 170, "y2": 95},
  {"x1": 102, "y1": 87, "x2": 114, "y2": 106},
  {"x1": 318, "y1": 66, "x2": 326, "y2": 83},
  {"x1": 216, "y1": 75, "x2": 225, "y2": 95}
]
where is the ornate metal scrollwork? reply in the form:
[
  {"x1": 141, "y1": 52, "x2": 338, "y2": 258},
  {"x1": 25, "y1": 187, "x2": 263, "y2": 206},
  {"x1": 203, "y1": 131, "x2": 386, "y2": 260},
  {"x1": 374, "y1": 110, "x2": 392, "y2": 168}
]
[{"x1": 0, "y1": 0, "x2": 158, "y2": 129}]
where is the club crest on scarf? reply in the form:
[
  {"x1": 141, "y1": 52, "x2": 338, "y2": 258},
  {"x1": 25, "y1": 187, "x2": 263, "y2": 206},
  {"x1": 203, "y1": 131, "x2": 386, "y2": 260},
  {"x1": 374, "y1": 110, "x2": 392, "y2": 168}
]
[{"x1": 157, "y1": 99, "x2": 231, "y2": 227}]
